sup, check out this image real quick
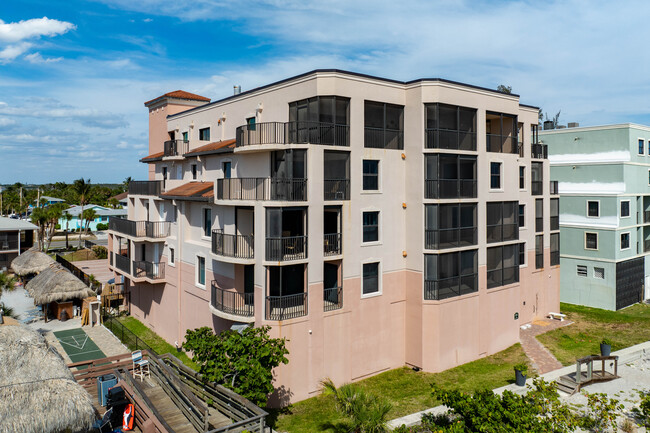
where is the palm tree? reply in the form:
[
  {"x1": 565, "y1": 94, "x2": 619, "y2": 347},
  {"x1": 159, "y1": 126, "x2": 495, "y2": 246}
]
[
  {"x1": 0, "y1": 272, "x2": 16, "y2": 298},
  {"x1": 43, "y1": 204, "x2": 64, "y2": 252},
  {"x1": 81, "y1": 208, "x2": 98, "y2": 235},
  {"x1": 107, "y1": 197, "x2": 119, "y2": 209},
  {"x1": 73, "y1": 178, "x2": 91, "y2": 247},
  {"x1": 29, "y1": 207, "x2": 48, "y2": 251},
  {"x1": 122, "y1": 176, "x2": 133, "y2": 193},
  {"x1": 63, "y1": 211, "x2": 72, "y2": 249}
]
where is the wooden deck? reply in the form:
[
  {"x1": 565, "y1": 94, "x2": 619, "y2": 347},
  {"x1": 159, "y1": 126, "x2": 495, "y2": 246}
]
[{"x1": 556, "y1": 354, "x2": 619, "y2": 395}]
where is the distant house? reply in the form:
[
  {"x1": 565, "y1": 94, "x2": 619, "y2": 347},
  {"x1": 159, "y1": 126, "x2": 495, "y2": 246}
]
[
  {"x1": 110, "y1": 191, "x2": 129, "y2": 209},
  {"x1": 59, "y1": 204, "x2": 127, "y2": 232},
  {"x1": 40, "y1": 196, "x2": 66, "y2": 206},
  {"x1": 0, "y1": 217, "x2": 37, "y2": 270}
]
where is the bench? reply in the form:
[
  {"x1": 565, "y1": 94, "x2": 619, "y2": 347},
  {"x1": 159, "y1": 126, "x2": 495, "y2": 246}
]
[{"x1": 548, "y1": 312, "x2": 567, "y2": 321}]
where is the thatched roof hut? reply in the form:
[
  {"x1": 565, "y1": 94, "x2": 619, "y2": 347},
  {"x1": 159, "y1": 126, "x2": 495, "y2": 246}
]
[
  {"x1": 10, "y1": 248, "x2": 55, "y2": 276},
  {"x1": 26, "y1": 264, "x2": 96, "y2": 305},
  {"x1": 0, "y1": 325, "x2": 97, "y2": 433}
]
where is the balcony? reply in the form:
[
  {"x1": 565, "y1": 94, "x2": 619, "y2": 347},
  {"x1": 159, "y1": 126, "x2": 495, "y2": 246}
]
[
  {"x1": 163, "y1": 140, "x2": 188, "y2": 158},
  {"x1": 424, "y1": 275, "x2": 477, "y2": 300},
  {"x1": 424, "y1": 179, "x2": 477, "y2": 199},
  {"x1": 211, "y1": 282, "x2": 254, "y2": 321},
  {"x1": 364, "y1": 127, "x2": 403, "y2": 150},
  {"x1": 0, "y1": 238, "x2": 19, "y2": 251},
  {"x1": 425, "y1": 128, "x2": 476, "y2": 151},
  {"x1": 133, "y1": 260, "x2": 165, "y2": 281},
  {"x1": 128, "y1": 180, "x2": 162, "y2": 196},
  {"x1": 114, "y1": 253, "x2": 130, "y2": 274},
  {"x1": 532, "y1": 143, "x2": 548, "y2": 159},
  {"x1": 216, "y1": 178, "x2": 307, "y2": 201},
  {"x1": 324, "y1": 233, "x2": 342, "y2": 256},
  {"x1": 236, "y1": 121, "x2": 349, "y2": 148},
  {"x1": 645, "y1": 239, "x2": 650, "y2": 253},
  {"x1": 550, "y1": 180, "x2": 559, "y2": 195},
  {"x1": 644, "y1": 211, "x2": 650, "y2": 224},
  {"x1": 324, "y1": 286, "x2": 342, "y2": 312},
  {"x1": 265, "y1": 292, "x2": 308, "y2": 321},
  {"x1": 109, "y1": 218, "x2": 170, "y2": 240},
  {"x1": 266, "y1": 236, "x2": 307, "y2": 262},
  {"x1": 324, "y1": 179, "x2": 350, "y2": 200},
  {"x1": 424, "y1": 228, "x2": 477, "y2": 250},
  {"x1": 486, "y1": 134, "x2": 518, "y2": 154},
  {"x1": 531, "y1": 180, "x2": 543, "y2": 196},
  {"x1": 211, "y1": 230, "x2": 254, "y2": 260}
]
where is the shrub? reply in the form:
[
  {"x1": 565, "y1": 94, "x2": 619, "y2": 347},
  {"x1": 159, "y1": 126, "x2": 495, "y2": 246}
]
[
  {"x1": 632, "y1": 390, "x2": 650, "y2": 428},
  {"x1": 578, "y1": 391, "x2": 624, "y2": 433},
  {"x1": 96, "y1": 222, "x2": 108, "y2": 231},
  {"x1": 514, "y1": 362, "x2": 529, "y2": 376},
  {"x1": 92, "y1": 245, "x2": 108, "y2": 259},
  {"x1": 601, "y1": 338, "x2": 613, "y2": 346}
]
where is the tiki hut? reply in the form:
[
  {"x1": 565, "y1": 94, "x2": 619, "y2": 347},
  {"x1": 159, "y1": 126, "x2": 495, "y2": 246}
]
[
  {"x1": 10, "y1": 248, "x2": 55, "y2": 276},
  {"x1": 0, "y1": 325, "x2": 97, "y2": 433}
]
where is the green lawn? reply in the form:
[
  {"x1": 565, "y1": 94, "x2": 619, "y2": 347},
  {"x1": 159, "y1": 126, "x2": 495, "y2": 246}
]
[
  {"x1": 273, "y1": 343, "x2": 529, "y2": 433},
  {"x1": 115, "y1": 316, "x2": 199, "y2": 370},
  {"x1": 536, "y1": 302, "x2": 650, "y2": 365}
]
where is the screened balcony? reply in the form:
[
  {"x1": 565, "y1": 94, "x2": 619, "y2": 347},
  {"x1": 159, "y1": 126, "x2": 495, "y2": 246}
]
[
  {"x1": 266, "y1": 264, "x2": 307, "y2": 320},
  {"x1": 211, "y1": 282, "x2": 254, "y2": 318},
  {"x1": 424, "y1": 103, "x2": 477, "y2": 151},
  {"x1": 486, "y1": 112, "x2": 518, "y2": 154},
  {"x1": 128, "y1": 180, "x2": 162, "y2": 196},
  {"x1": 531, "y1": 143, "x2": 548, "y2": 159},
  {"x1": 364, "y1": 100, "x2": 404, "y2": 149},
  {"x1": 114, "y1": 253, "x2": 131, "y2": 275},
  {"x1": 163, "y1": 139, "x2": 188, "y2": 157},
  {"x1": 324, "y1": 207, "x2": 342, "y2": 256},
  {"x1": 424, "y1": 204, "x2": 477, "y2": 250},
  {"x1": 211, "y1": 230, "x2": 254, "y2": 259},
  {"x1": 109, "y1": 218, "x2": 170, "y2": 239},
  {"x1": 424, "y1": 154, "x2": 477, "y2": 199},
  {"x1": 424, "y1": 250, "x2": 478, "y2": 300},
  {"x1": 265, "y1": 236, "x2": 307, "y2": 262},
  {"x1": 235, "y1": 121, "x2": 349, "y2": 147},
  {"x1": 216, "y1": 178, "x2": 307, "y2": 201},
  {"x1": 265, "y1": 208, "x2": 307, "y2": 262}
]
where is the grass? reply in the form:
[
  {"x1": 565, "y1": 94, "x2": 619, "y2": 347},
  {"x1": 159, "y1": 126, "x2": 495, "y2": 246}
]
[
  {"x1": 115, "y1": 316, "x2": 199, "y2": 370},
  {"x1": 537, "y1": 302, "x2": 650, "y2": 365},
  {"x1": 61, "y1": 248, "x2": 98, "y2": 262},
  {"x1": 272, "y1": 343, "x2": 529, "y2": 433}
]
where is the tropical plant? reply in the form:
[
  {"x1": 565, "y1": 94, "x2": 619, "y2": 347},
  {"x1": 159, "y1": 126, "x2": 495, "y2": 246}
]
[
  {"x1": 0, "y1": 272, "x2": 17, "y2": 298},
  {"x1": 63, "y1": 210, "x2": 73, "y2": 249},
  {"x1": 497, "y1": 84, "x2": 512, "y2": 94},
  {"x1": 578, "y1": 391, "x2": 624, "y2": 433},
  {"x1": 81, "y1": 208, "x2": 98, "y2": 235},
  {"x1": 601, "y1": 337, "x2": 613, "y2": 346},
  {"x1": 108, "y1": 197, "x2": 119, "y2": 209},
  {"x1": 92, "y1": 245, "x2": 108, "y2": 259},
  {"x1": 632, "y1": 390, "x2": 650, "y2": 428},
  {"x1": 31, "y1": 203, "x2": 64, "y2": 252},
  {"x1": 321, "y1": 378, "x2": 392, "y2": 433},
  {"x1": 73, "y1": 178, "x2": 91, "y2": 247},
  {"x1": 183, "y1": 325, "x2": 289, "y2": 406},
  {"x1": 0, "y1": 302, "x2": 17, "y2": 319}
]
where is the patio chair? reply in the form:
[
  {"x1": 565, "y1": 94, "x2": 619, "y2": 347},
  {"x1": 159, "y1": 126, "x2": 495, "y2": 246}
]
[{"x1": 131, "y1": 350, "x2": 150, "y2": 382}]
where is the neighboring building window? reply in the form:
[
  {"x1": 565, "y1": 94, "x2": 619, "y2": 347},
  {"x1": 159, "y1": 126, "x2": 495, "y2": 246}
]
[
  {"x1": 182, "y1": 131, "x2": 188, "y2": 142},
  {"x1": 424, "y1": 249, "x2": 478, "y2": 300},
  {"x1": 425, "y1": 203, "x2": 477, "y2": 249},
  {"x1": 487, "y1": 244, "x2": 519, "y2": 289},
  {"x1": 519, "y1": 242, "x2": 526, "y2": 266},
  {"x1": 203, "y1": 208, "x2": 212, "y2": 237},
  {"x1": 362, "y1": 211, "x2": 379, "y2": 243},
  {"x1": 594, "y1": 267, "x2": 605, "y2": 279},
  {"x1": 362, "y1": 262, "x2": 379, "y2": 295},
  {"x1": 486, "y1": 201, "x2": 519, "y2": 243},
  {"x1": 191, "y1": 164, "x2": 197, "y2": 180},
  {"x1": 223, "y1": 161, "x2": 232, "y2": 179},
  {"x1": 199, "y1": 127, "x2": 210, "y2": 141},
  {"x1": 424, "y1": 103, "x2": 477, "y2": 151},
  {"x1": 536, "y1": 199, "x2": 544, "y2": 232},
  {"x1": 363, "y1": 160, "x2": 379, "y2": 190},
  {"x1": 550, "y1": 232, "x2": 560, "y2": 265},
  {"x1": 621, "y1": 232, "x2": 630, "y2": 250},
  {"x1": 364, "y1": 100, "x2": 404, "y2": 149},
  {"x1": 535, "y1": 234, "x2": 543, "y2": 269},
  {"x1": 621, "y1": 200, "x2": 630, "y2": 218},
  {"x1": 577, "y1": 265, "x2": 588, "y2": 277},
  {"x1": 169, "y1": 247, "x2": 175, "y2": 265},
  {"x1": 425, "y1": 154, "x2": 477, "y2": 199},
  {"x1": 197, "y1": 256, "x2": 205, "y2": 286},
  {"x1": 490, "y1": 162, "x2": 501, "y2": 189},
  {"x1": 585, "y1": 232, "x2": 598, "y2": 250},
  {"x1": 550, "y1": 198, "x2": 559, "y2": 231},
  {"x1": 518, "y1": 204, "x2": 525, "y2": 228},
  {"x1": 587, "y1": 200, "x2": 599, "y2": 217},
  {"x1": 519, "y1": 166, "x2": 525, "y2": 189},
  {"x1": 531, "y1": 162, "x2": 543, "y2": 195},
  {"x1": 639, "y1": 139, "x2": 644, "y2": 155}
]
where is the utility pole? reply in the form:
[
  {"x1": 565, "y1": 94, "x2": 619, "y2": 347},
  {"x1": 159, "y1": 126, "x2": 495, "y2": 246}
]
[{"x1": 19, "y1": 188, "x2": 22, "y2": 219}]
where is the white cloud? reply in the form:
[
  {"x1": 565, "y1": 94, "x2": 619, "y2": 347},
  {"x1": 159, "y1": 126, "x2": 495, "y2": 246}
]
[
  {"x1": 0, "y1": 101, "x2": 128, "y2": 129},
  {"x1": 0, "y1": 117, "x2": 17, "y2": 127},
  {"x1": 0, "y1": 17, "x2": 76, "y2": 43},
  {"x1": 0, "y1": 42, "x2": 32, "y2": 62},
  {"x1": 24, "y1": 52, "x2": 63, "y2": 64}
]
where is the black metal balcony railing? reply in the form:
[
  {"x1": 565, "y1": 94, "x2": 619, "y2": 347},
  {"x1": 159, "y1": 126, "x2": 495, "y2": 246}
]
[
  {"x1": 236, "y1": 121, "x2": 350, "y2": 147},
  {"x1": 424, "y1": 228, "x2": 477, "y2": 250},
  {"x1": 364, "y1": 127, "x2": 404, "y2": 150},
  {"x1": 324, "y1": 233, "x2": 342, "y2": 256},
  {"x1": 424, "y1": 274, "x2": 477, "y2": 301},
  {"x1": 133, "y1": 260, "x2": 165, "y2": 280},
  {"x1": 324, "y1": 179, "x2": 350, "y2": 200},
  {"x1": 487, "y1": 266, "x2": 520, "y2": 289},
  {"x1": 551, "y1": 216, "x2": 560, "y2": 231},
  {"x1": 425, "y1": 128, "x2": 477, "y2": 151},
  {"x1": 486, "y1": 224, "x2": 519, "y2": 244},
  {"x1": 0, "y1": 239, "x2": 19, "y2": 251},
  {"x1": 532, "y1": 143, "x2": 548, "y2": 159},
  {"x1": 531, "y1": 180, "x2": 543, "y2": 196},
  {"x1": 163, "y1": 139, "x2": 189, "y2": 157},
  {"x1": 114, "y1": 254, "x2": 130, "y2": 274},
  {"x1": 645, "y1": 239, "x2": 650, "y2": 253},
  {"x1": 266, "y1": 236, "x2": 307, "y2": 261},
  {"x1": 550, "y1": 180, "x2": 559, "y2": 195},
  {"x1": 424, "y1": 179, "x2": 477, "y2": 199},
  {"x1": 216, "y1": 178, "x2": 307, "y2": 201},
  {"x1": 644, "y1": 211, "x2": 650, "y2": 224},
  {"x1": 128, "y1": 180, "x2": 162, "y2": 196},
  {"x1": 324, "y1": 286, "x2": 342, "y2": 312},
  {"x1": 266, "y1": 292, "x2": 308, "y2": 320},
  {"x1": 550, "y1": 251, "x2": 560, "y2": 266},
  {"x1": 211, "y1": 282, "x2": 254, "y2": 318},
  {"x1": 211, "y1": 230, "x2": 254, "y2": 259},
  {"x1": 109, "y1": 218, "x2": 170, "y2": 239},
  {"x1": 486, "y1": 134, "x2": 518, "y2": 154}
]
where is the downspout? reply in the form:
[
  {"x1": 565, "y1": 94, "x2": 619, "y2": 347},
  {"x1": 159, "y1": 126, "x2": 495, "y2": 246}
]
[{"x1": 177, "y1": 200, "x2": 183, "y2": 345}]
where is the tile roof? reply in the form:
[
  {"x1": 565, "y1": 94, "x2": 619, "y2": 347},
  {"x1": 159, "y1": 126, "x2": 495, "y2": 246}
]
[
  {"x1": 111, "y1": 191, "x2": 128, "y2": 201},
  {"x1": 140, "y1": 151, "x2": 164, "y2": 163},
  {"x1": 160, "y1": 182, "x2": 213, "y2": 201},
  {"x1": 144, "y1": 90, "x2": 210, "y2": 106},
  {"x1": 184, "y1": 139, "x2": 236, "y2": 156}
]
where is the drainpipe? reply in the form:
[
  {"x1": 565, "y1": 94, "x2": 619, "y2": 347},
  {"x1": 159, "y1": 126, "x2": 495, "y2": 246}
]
[{"x1": 177, "y1": 200, "x2": 183, "y2": 345}]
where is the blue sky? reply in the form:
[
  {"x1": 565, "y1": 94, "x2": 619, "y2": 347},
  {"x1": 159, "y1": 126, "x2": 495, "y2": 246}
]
[{"x1": 1, "y1": 0, "x2": 650, "y2": 184}]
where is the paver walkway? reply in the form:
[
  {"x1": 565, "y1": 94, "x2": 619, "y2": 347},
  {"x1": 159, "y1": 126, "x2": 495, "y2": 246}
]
[{"x1": 520, "y1": 318, "x2": 572, "y2": 374}]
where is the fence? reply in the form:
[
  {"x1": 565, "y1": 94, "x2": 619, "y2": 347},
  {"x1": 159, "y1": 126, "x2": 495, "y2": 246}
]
[
  {"x1": 103, "y1": 315, "x2": 157, "y2": 356},
  {"x1": 55, "y1": 253, "x2": 102, "y2": 292}
]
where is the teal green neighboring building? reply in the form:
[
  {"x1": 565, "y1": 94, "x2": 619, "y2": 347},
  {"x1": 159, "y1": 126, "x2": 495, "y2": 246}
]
[{"x1": 543, "y1": 124, "x2": 650, "y2": 310}]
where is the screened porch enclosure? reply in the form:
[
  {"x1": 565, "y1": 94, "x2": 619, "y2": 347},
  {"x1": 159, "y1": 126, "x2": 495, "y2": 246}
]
[
  {"x1": 270, "y1": 150, "x2": 307, "y2": 201},
  {"x1": 265, "y1": 207, "x2": 307, "y2": 261},
  {"x1": 324, "y1": 151, "x2": 350, "y2": 200},
  {"x1": 486, "y1": 112, "x2": 518, "y2": 154},
  {"x1": 324, "y1": 206, "x2": 342, "y2": 256},
  {"x1": 424, "y1": 250, "x2": 478, "y2": 300},
  {"x1": 266, "y1": 264, "x2": 307, "y2": 320}
]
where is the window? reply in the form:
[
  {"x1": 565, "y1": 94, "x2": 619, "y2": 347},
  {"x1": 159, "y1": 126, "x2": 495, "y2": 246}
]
[
  {"x1": 550, "y1": 233, "x2": 560, "y2": 265},
  {"x1": 621, "y1": 232, "x2": 630, "y2": 250},
  {"x1": 536, "y1": 199, "x2": 544, "y2": 232},
  {"x1": 364, "y1": 100, "x2": 404, "y2": 149},
  {"x1": 585, "y1": 232, "x2": 598, "y2": 250},
  {"x1": 486, "y1": 111, "x2": 518, "y2": 153},
  {"x1": 577, "y1": 265, "x2": 588, "y2": 277},
  {"x1": 550, "y1": 198, "x2": 559, "y2": 231},
  {"x1": 535, "y1": 235, "x2": 544, "y2": 269},
  {"x1": 182, "y1": 131, "x2": 188, "y2": 142},
  {"x1": 594, "y1": 267, "x2": 605, "y2": 279},
  {"x1": 363, "y1": 160, "x2": 379, "y2": 191},
  {"x1": 425, "y1": 154, "x2": 477, "y2": 199},
  {"x1": 531, "y1": 162, "x2": 543, "y2": 195},
  {"x1": 621, "y1": 200, "x2": 630, "y2": 218},
  {"x1": 424, "y1": 249, "x2": 478, "y2": 300},
  {"x1": 487, "y1": 244, "x2": 519, "y2": 288},
  {"x1": 222, "y1": 161, "x2": 231, "y2": 179},
  {"x1": 203, "y1": 208, "x2": 212, "y2": 237},
  {"x1": 486, "y1": 201, "x2": 519, "y2": 243},
  {"x1": 191, "y1": 164, "x2": 197, "y2": 180},
  {"x1": 246, "y1": 116, "x2": 256, "y2": 131},
  {"x1": 162, "y1": 166, "x2": 168, "y2": 180},
  {"x1": 587, "y1": 201, "x2": 599, "y2": 217},
  {"x1": 424, "y1": 103, "x2": 477, "y2": 150},
  {"x1": 199, "y1": 127, "x2": 210, "y2": 141},
  {"x1": 639, "y1": 139, "x2": 644, "y2": 155},
  {"x1": 519, "y1": 166, "x2": 525, "y2": 189},
  {"x1": 169, "y1": 247, "x2": 175, "y2": 265},
  {"x1": 362, "y1": 211, "x2": 379, "y2": 243},
  {"x1": 490, "y1": 162, "x2": 501, "y2": 189},
  {"x1": 362, "y1": 262, "x2": 379, "y2": 295},
  {"x1": 425, "y1": 204, "x2": 477, "y2": 249},
  {"x1": 324, "y1": 151, "x2": 350, "y2": 200},
  {"x1": 289, "y1": 96, "x2": 350, "y2": 145},
  {"x1": 519, "y1": 242, "x2": 526, "y2": 266},
  {"x1": 518, "y1": 204, "x2": 525, "y2": 228},
  {"x1": 197, "y1": 256, "x2": 205, "y2": 286}
]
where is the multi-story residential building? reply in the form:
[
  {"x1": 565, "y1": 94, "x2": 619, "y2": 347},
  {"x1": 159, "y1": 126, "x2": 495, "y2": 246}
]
[
  {"x1": 543, "y1": 123, "x2": 650, "y2": 310},
  {"x1": 0, "y1": 217, "x2": 36, "y2": 269},
  {"x1": 108, "y1": 70, "x2": 559, "y2": 405}
]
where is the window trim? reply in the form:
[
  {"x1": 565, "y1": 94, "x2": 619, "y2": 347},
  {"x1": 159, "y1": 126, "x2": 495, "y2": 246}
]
[
  {"x1": 361, "y1": 259, "x2": 382, "y2": 298},
  {"x1": 361, "y1": 159, "x2": 381, "y2": 193},
  {"x1": 489, "y1": 160, "x2": 503, "y2": 191},
  {"x1": 518, "y1": 204, "x2": 526, "y2": 230},
  {"x1": 620, "y1": 231, "x2": 631, "y2": 251},
  {"x1": 361, "y1": 209, "x2": 381, "y2": 245},
  {"x1": 198, "y1": 126, "x2": 211, "y2": 141},
  {"x1": 195, "y1": 254, "x2": 206, "y2": 289},
  {"x1": 585, "y1": 232, "x2": 599, "y2": 251},
  {"x1": 586, "y1": 200, "x2": 600, "y2": 218},
  {"x1": 620, "y1": 200, "x2": 631, "y2": 218}
]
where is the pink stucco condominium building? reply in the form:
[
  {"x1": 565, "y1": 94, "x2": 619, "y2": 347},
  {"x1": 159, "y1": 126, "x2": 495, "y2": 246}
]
[{"x1": 107, "y1": 70, "x2": 560, "y2": 405}]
